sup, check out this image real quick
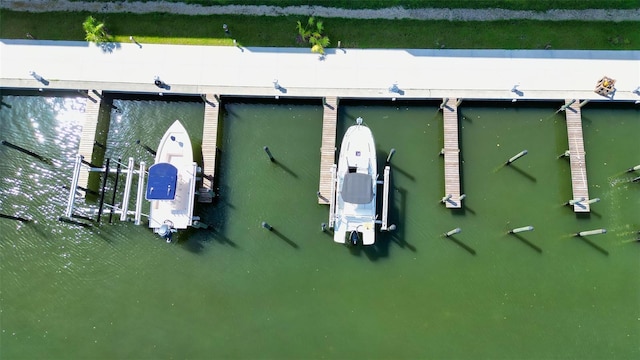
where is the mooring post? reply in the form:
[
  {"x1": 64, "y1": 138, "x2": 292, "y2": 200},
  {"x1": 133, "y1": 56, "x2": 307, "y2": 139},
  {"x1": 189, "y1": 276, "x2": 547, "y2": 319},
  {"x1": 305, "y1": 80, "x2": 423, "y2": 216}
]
[
  {"x1": 632, "y1": 176, "x2": 640, "y2": 183},
  {"x1": 261, "y1": 221, "x2": 273, "y2": 231},
  {"x1": 576, "y1": 229, "x2": 607, "y2": 237},
  {"x1": 585, "y1": 198, "x2": 600, "y2": 205},
  {"x1": 386, "y1": 148, "x2": 396, "y2": 165},
  {"x1": 455, "y1": 99, "x2": 463, "y2": 107},
  {"x1": 626, "y1": 164, "x2": 640, "y2": 173},
  {"x1": 558, "y1": 99, "x2": 576, "y2": 112},
  {"x1": 508, "y1": 226, "x2": 534, "y2": 234},
  {"x1": 321, "y1": 223, "x2": 327, "y2": 232},
  {"x1": 505, "y1": 150, "x2": 528, "y2": 165},
  {"x1": 565, "y1": 197, "x2": 585, "y2": 206},
  {"x1": 578, "y1": 99, "x2": 590, "y2": 108},
  {"x1": 439, "y1": 98, "x2": 449, "y2": 110},
  {"x1": 96, "y1": 158, "x2": 110, "y2": 224},
  {"x1": 557, "y1": 150, "x2": 570, "y2": 159},
  {"x1": 445, "y1": 228, "x2": 461, "y2": 237},
  {"x1": 441, "y1": 194, "x2": 452, "y2": 204},
  {"x1": 263, "y1": 146, "x2": 275, "y2": 162}
]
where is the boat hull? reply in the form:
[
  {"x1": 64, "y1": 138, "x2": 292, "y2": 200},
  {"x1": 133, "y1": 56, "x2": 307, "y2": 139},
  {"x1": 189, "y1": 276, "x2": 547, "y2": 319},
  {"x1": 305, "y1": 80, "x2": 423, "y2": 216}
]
[
  {"x1": 333, "y1": 124, "x2": 377, "y2": 245},
  {"x1": 146, "y1": 120, "x2": 197, "y2": 234}
]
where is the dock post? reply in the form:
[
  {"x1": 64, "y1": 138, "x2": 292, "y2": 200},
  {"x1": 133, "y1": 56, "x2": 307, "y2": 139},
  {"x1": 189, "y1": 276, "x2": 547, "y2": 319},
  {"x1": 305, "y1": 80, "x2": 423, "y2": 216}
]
[
  {"x1": 328, "y1": 164, "x2": 337, "y2": 228},
  {"x1": 65, "y1": 154, "x2": 84, "y2": 218},
  {"x1": 505, "y1": 150, "x2": 528, "y2": 165},
  {"x1": 381, "y1": 165, "x2": 391, "y2": 231},
  {"x1": 508, "y1": 226, "x2": 534, "y2": 234},
  {"x1": 576, "y1": 229, "x2": 606, "y2": 237},
  {"x1": 120, "y1": 157, "x2": 135, "y2": 221},
  {"x1": 261, "y1": 221, "x2": 273, "y2": 231},
  {"x1": 263, "y1": 146, "x2": 275, "y2": 162},
  {"x1": 578, "y1": 99, "x2": 590, "y2": 108},
  {"x1": 96, "y1": 158, "x2": 110, "y2": 224},
  {"x1": 134, "y1": 161, "x2": 146, "y2": 226},
  {"x1": 439, "y1": 98, "x2": 449, "y2": 110},
  {"x1": 626, "y1": 164, "x2": 640, "y2": 173},
  {"x1": 444, "y1": 228, "x2": 461, "y2": 237}
]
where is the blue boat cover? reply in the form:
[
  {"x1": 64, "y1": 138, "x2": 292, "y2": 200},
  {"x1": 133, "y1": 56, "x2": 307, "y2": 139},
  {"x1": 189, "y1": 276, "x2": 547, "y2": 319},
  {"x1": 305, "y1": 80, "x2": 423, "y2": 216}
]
[{"x1": 146, "y1": 163, "x2": 178, "y2": 200}]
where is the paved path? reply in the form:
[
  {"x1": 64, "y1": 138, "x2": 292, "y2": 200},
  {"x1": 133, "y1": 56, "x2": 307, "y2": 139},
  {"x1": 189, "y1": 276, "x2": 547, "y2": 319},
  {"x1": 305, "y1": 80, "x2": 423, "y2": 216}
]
[
  {"x1": 1, "y1": 40, "x2": 638, "y2": 102},
  {"x1": 1, "y1": 0, "x2": 639, "y2": 21}
]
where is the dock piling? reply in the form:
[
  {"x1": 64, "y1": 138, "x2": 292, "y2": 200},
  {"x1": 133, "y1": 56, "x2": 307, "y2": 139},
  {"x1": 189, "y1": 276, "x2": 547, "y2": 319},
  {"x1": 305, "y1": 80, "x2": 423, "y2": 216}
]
[
  {"x1": 508, "y1": 226, "x2": 534, "y2": 234},
  {"x1": 505, "y1": 150, "x2": 528, "y2": 165},
  {"x1": 445, "y1": 228, "x2": 461, "y2": 237},
  {"x1": 626, "y1": 164, "x2": 640, "y2": 173},
  {"x1": 261, "y1": 221, "x2": 273, "y2": 231},
  {"x1": 263, "y1": 146, "x2": 275, "y2": 162},
  {"x1": 576, "y1": 229, "x2": 607, "y2": 237},
  {"x1": 386, "y1": 148, "x2": 396, "y2": 165}
]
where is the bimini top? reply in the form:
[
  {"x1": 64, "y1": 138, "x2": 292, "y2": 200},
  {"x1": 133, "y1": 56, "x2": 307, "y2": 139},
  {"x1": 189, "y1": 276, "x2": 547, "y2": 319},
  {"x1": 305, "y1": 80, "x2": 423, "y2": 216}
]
[
  {"x1": 341, "y1": 172, "x2": 373, "y2": 204},
  {"x1": 146, "y1": 162, "x2": 178, "y2": 200}
]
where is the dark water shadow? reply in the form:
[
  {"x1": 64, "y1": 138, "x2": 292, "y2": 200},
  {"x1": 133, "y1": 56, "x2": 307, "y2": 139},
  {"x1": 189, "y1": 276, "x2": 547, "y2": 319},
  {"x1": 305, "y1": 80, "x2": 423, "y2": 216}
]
[
  {"x1": 273, "y1": 159, "x2": 298, "y2": 178},
  {"x1": 445, "y1": 235, "x2": 476, "y2": 255},
  {"x1": 270, "y1": 227, "x2": 298, "y2": 249},
  {"x1": 510, "y1": 233, "x2": 542, "y2": 253},
  {"x1": 576, "y1": 235, "x2": 609, "y2": 256},
  {"x1": 504, "y1": 164, "x2": 537, "y2": 183}
]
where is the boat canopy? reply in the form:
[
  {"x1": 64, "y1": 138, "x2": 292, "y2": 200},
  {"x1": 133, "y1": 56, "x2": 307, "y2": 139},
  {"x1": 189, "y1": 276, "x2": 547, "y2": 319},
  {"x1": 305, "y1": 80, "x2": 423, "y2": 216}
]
[
  {"x1": 146, "y1": 163, "x2": 178, "y2": 200},
  {"x1": 341, "y1": 173, "x2": 373, "y2": 204}
]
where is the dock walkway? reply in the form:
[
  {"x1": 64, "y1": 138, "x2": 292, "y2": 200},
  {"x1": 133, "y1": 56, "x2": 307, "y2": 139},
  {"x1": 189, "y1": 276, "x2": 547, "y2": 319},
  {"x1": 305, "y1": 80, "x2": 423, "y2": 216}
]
[
  {"x1": 199, "y1": 94, "x2": 220, "y2": 203},
  {"x1": 318, "y1": 96, "x2": 338, "y2": 205},
  {"x1": 77, "y1": 89, "x2": 102, "y2": 192},
  {"x1": 441, "y1": 98, "x2": 462, "y2": 209},
  {"x1": 565, "y1": 99, "x2": 590, "y2": 213}
]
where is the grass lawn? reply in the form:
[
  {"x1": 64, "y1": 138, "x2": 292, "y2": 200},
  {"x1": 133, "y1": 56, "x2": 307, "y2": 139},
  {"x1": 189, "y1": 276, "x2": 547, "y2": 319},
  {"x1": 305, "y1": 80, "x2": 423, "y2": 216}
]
[
  {"x1": 69, "y1": 0, "x2": 640, "y2": 10},
  {"x1": 1, "y1": 10, "x2": 638, "y2": 50}
]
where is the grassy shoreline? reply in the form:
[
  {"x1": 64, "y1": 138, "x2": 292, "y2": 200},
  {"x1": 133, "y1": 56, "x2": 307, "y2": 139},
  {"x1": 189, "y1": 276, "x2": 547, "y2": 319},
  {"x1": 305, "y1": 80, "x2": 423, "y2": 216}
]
[{"x1": 2, "y1": 10, "x2": 638, "y2": 50}]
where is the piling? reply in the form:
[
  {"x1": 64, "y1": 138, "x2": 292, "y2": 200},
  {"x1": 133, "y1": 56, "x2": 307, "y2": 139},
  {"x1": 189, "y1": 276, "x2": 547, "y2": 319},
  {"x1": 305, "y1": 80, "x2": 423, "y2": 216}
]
[
  {"x1": 261, "y1": 221, "x2": 273, "y2": 231},
  {"x1": 263, "y1": 146, "x2": 275, "y2": 162},
  {"x1": 441, "y1": 194, "x2": 452, "y2": 203},
  {"x1": 626, "y1": 164, "x2": 640, "y2": 173},
  {"x1": 576, "y1": 229, "x2": 607, "y2": 237},
  {"x1": 445, "y1": 228, "x2": 461, "y2": 237},
  {"x1": 508, "y1": 226, "x2": 534, "y2": 234},
  {"x1": 505, "y1": 150, "x2": 528, "y2": 165},
  {"x1": 386, "y1": 148, "x2": 396, "y2": 165}
]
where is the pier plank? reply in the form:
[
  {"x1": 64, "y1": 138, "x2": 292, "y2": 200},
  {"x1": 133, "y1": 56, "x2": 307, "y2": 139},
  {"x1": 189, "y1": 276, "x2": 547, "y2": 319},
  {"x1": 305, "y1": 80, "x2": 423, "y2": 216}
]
[
  {"x1": 442, "y1": 98, "x2": 462, "y2": 209},
  {"x1": 77, "y1": 89, "x2": 102, "y2": 192},
  {"x1": 200, "y1": 94, "x2": 220, "y2": 203},
  {"x1": 318, "y1": 97, "x2": 338, "y2": 205},
  {"x1": 565, "y1": 99, "x2": 590, "y2": 212}
]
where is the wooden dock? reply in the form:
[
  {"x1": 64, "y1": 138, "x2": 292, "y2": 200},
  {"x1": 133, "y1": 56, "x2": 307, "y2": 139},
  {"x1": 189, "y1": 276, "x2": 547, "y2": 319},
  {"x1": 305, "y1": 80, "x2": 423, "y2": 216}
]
[
  {"x1": 318, "y1": 96, "x2": 338, "y2": 205},
  {"x1": 199, "y1": 94, "x2": 220, "y2": 203},
  {"x1": 77, "y1": 89, "x2": 102, "y2": 192},
  {"x1": 565, "y1": 99, "x2": 590, "y2": 213},
  {"x1": 441, "y1": 98, "x2": 462, "y2": 209}
]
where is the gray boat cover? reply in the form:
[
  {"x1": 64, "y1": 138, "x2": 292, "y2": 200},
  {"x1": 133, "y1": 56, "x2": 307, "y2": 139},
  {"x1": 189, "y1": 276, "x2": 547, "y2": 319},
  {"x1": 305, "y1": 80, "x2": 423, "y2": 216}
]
[{"x1": 341, "y1": 173, "x2": 373, "y2": 204}]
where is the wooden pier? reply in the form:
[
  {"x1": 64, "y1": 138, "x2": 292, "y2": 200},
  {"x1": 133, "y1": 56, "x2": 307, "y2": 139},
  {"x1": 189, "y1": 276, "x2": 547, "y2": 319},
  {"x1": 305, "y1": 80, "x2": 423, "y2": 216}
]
[
  {"x1": 318, "y1": 96, "x2": 338, "y2": 205},
  {"x1": 199, "y1": 94, "x2": 220, "y2": 203},
  {"x1": 564, "y1": 99, "x2": 590, "y2": 213},
  {"x1": 441, "y1": 98, "x2": 462, "y2": 209},
  {"x1": 77, "y1": 89, "x2": 102, "y2": 192}
]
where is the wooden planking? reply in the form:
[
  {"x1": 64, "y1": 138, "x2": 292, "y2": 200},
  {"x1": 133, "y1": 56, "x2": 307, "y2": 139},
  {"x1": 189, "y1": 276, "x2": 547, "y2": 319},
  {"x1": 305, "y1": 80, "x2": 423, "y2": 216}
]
[
  {"x1": 442, "y1": 98, "x2": 462, "y2": 209},
  {"x1": 318, "y1": 96, "x2": 338, "y2": 205},
  {"x1": 77, "y1": 89, "x2": 102, "y2": 190},
  {"x1": 200, "y1": 94, "x2": 220, "y2": 203},
  {"x1": 565, "y1": 99, "x2": 590, "y2": 213}
]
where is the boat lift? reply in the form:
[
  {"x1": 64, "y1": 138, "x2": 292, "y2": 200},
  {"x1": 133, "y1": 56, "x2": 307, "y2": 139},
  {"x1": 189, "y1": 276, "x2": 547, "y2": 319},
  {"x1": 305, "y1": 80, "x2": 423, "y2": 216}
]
[{"x1": 61, "y1": 154, "x2": 148, "y2": 226}]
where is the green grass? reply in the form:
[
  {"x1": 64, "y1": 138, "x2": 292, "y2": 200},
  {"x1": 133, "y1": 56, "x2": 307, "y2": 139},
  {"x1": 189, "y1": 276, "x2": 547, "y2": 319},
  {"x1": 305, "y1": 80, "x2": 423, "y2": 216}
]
[
  {"x1": 69, "y1": 0, "x2": 640, "y2": 11},
  {"x1": 1, "y1": 10, "x2": 638, "y2": 50}
]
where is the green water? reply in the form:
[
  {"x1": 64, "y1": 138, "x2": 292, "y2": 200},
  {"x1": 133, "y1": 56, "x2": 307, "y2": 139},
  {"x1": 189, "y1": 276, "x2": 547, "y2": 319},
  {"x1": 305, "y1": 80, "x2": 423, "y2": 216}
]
[{"x1": 0, "y1": 93, "x2": 638, "y2": 359}]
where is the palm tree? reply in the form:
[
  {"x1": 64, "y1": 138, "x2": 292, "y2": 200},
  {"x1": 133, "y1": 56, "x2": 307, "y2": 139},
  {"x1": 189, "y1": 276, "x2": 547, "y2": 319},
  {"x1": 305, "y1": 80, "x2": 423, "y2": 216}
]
[
  {"x1": 296, "y1": 17, "x2": 330, "y2": 54},
  {"x1": 83, "y1": 16, "x2": 109, "y2": 43}
]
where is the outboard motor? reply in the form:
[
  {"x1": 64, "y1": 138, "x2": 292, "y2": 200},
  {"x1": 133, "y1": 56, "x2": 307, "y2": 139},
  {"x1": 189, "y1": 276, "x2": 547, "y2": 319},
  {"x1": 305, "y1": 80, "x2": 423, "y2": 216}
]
[
  {"x1": 349, "y1": 230, "x2": 359, "y2": 245},
  {"x1": 158, "y1": 221, "x2": 176, "y2": 243}
]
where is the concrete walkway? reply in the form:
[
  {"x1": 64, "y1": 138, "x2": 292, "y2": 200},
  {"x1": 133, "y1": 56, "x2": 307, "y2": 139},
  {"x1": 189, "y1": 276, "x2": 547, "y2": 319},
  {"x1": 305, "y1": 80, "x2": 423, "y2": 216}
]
[{"x1": 1, "y1": 39, "x2": 639, "y2": 102}]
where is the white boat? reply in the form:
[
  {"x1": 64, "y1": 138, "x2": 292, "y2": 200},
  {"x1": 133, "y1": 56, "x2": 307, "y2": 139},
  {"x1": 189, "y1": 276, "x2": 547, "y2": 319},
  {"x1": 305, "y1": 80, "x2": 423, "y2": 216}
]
[
  {"x1": 145, "y1": 120, "x2": 197, "y2": 242},
  {"x1": 333, "y1": 117, "x2": 378, "y2": 245}
]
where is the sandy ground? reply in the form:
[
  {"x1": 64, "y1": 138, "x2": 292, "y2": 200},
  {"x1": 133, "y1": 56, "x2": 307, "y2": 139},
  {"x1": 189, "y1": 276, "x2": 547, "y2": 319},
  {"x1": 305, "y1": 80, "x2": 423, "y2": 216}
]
[{"x1": 1, "y1": 0, "x2": 639, "y2": 21}]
